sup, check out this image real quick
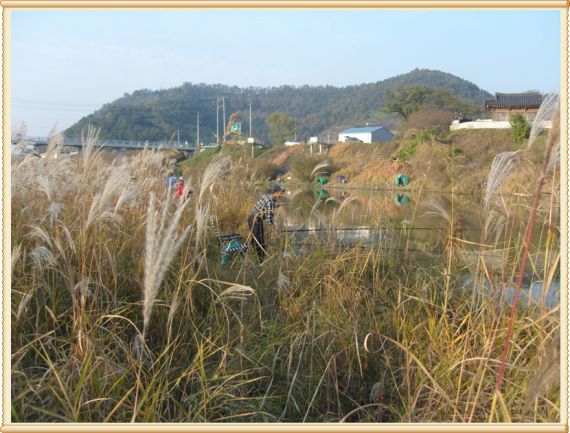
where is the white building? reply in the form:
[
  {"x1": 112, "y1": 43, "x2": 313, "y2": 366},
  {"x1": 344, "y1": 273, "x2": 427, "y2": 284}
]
[
  {"x1": 338, "y1": 126, "x2": 394, "y2": 143},
  {"x1": 450, "y1": 119, "x2": 553, "y2": 131}
]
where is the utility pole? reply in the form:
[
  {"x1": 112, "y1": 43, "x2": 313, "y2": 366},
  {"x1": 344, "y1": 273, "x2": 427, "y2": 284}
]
[
  {"x1": 216, "y1": 96, "x2": 219, "y2": 147},
  {"x1": 196, "y1": 112, "x2": 200, "y2": 152},
  {"x1": 294, "y1": 118, "x2": 297, "y2": 141},
  {"x1": 177, "y1": 128, "x2": 180, "y2": 147},
  {"x1": 249, "y1": 100, "x2": 252, "y2": 138},
  {"x1": 222, "y1": 96, "x2": 226, "y2": 145}
]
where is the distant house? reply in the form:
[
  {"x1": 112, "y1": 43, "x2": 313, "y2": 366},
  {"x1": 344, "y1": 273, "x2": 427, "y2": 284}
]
[
  {"x1": 484, "y1": 92, "x2": 542, "y2": 122},
  {"x1": 338, "y1": 126, "x2": 394, "y2": 143},
  {"x1": 284, "y1": 140, "x2": 301, "y2": 146}
]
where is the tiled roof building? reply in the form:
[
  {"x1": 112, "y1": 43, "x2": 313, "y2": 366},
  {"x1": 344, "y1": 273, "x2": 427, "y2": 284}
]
[{"x1": 484, "y1": 92, "x2": 542, "y2": 121}]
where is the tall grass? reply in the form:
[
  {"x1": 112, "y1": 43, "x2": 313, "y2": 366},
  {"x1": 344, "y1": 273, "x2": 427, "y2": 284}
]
[{"x1": 10, "y1": 121, "x2": 561, "y2": 423}]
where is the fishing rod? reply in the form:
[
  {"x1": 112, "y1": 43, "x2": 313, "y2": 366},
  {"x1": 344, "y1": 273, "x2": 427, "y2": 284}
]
[
  {"x1": 280, "y1": 226, "x2": 480, "y2": 233},
  {"x1": 277, "y1": 242, "x2": 444, "y2": 254}
]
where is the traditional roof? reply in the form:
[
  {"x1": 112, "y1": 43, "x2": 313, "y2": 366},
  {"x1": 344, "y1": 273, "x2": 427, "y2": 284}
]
[
  {"x1": 339, "y1": 126, "x2": 387, "y2": 134},
  {"x1": 484, "y1": 92, "x2": 542, "y2": 110}
]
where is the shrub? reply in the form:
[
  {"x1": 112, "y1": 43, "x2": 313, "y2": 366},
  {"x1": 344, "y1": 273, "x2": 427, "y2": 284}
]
[
  {"x1": 250, "y1": 159, "x2": 285, "y2": 181},
  {"x1": 403, "y1": 109, "x2": 455, "y2": 135},
  {"x1": 510, "y1": 113, "x2": 531, "y2": 145},
  {"x1": 290, "y1": 153, "x2": 335, "y2": 182}
]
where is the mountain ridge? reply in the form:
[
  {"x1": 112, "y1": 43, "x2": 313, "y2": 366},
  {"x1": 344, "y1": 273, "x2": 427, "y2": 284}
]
[{"x1": 65, "y1": 68, "x2": 493, "y2": 142}]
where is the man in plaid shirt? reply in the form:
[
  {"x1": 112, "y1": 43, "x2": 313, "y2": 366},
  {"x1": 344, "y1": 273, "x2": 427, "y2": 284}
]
[{"x1": 248, "y1": 184, "x2": 284, "y2": 261}]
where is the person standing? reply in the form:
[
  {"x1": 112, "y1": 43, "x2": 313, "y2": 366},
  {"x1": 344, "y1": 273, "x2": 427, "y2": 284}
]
[
  {"x1": 248, "y1": 184, "x2": 284, "y2": 262},
  {"x1": 175, "y1": 176, "x2": 185, "y2": 199}
]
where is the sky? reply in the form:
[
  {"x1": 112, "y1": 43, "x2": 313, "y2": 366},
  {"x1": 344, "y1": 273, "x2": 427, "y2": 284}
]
[{"x1": 10, "y1": 9, "x2": 562, "y2": 136}]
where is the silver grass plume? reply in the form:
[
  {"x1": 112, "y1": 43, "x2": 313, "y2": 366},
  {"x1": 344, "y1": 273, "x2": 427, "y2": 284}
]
[
  {"x1": 545, "y1": 105, "x2": 560, "y2": 172},
  {"x1": 310, "y1": 160, "x2": 330, "y2": 180},
  {"x1": 81, "y1": 125, "x2": 103, "y2": 175},
  {"x1": 276, "y1": 272, "x2": 292, "y2": 293},
  {"x1": 527, "y1": 93, "x2": 559, "y2": 151},
  {"x1": 197, "y1": 155, "x2": 231, "y2": 205},
  {"x1": 16, "y1": 292, "x2": 33, "y2": 322},
  {"x1": 26, "y1": 225, "x2": 53, "y2": 247},
  {"x1": 331, "y1": 195, "x2": 358, "y2": 225},
  {"x1": 483, "y1": 150, "x2": 520, "y2": 243},
  {"x1": 309, "y1": 199, "x2": 329, "y2": 229},
  {"x1": 11, "y1": 244, "x2": 22, "y2": 276},
  {"x1": 194, "y1": 156, "x2": 230, "y2": 249},
  {"x1": 194, "y1": 205, "x2": 210, "y2": 251},
  {"x1": 35, "y1": 175, "x2": 52, "y2": 202},
  {"x1": 30, "y1": 246, "x2": 55, "y2": 272},
  {"x1": 217, "y1": 284, "x2": 255, "y2": 302},
  {"x1": 484, "y1": 150, "x2": 521, "y2": 211},
  {"x1": 484, "y1": 207, "x2": 509, "y2": 244},
  {"x1": 484, "y1": 95, "x2": 559, "y2": 240},
  {"x1": 85, "y1": 168, "x2": 133, "y2": 230},
  {"x1": 422, "y1": 198, "x2": 451, "y2": 224},
  {"x1": 142, "y1": 192, "x2": 191, "y2": 337},
  {"x1": 44, "y1": 131, "x2": 64, "y2": 161}
]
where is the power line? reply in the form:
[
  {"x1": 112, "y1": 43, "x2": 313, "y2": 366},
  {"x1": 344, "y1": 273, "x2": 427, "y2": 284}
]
[{"x1": 13, "y1": 99, "x2": 104, "y2": 108}]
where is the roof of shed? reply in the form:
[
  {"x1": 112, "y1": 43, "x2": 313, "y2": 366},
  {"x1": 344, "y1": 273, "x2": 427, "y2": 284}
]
[{"x1": 339, "y1": 126, "x2": 387, "y2": 134}]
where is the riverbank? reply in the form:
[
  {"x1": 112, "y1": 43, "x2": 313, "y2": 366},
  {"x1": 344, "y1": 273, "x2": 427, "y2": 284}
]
[{"x1": 179, "y1": 128, "x2": 551, "y2": 198}]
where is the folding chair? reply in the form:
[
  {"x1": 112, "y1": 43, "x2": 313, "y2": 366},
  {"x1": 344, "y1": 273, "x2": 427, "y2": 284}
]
[{"x1": 209, "y1": 216, "x2": 248, "y2": 265}]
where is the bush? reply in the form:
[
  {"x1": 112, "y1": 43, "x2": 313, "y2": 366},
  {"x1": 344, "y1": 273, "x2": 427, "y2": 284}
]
[
  {"x1": 290, "y1": 153, "x2": 335, "y2": 182},
  {"x1": 403, "y1": 109, "x2": 455, "y2": 135},
  {"x1": 510, "y1": 113, "x2": 531, "y2": 145},
  {"x1": 249, "y1": 159, "x2": 285, "y2": 181}
]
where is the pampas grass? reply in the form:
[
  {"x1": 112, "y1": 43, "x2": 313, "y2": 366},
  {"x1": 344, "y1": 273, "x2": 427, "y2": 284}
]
[
  {"x1": 484, "y1": 151, "x2": 521, "y2": 211},
  {"x1": 197, "y1": 155, "x2": 230, "y2": 205},
  {"x1": 310, "y1": 160, "x2": 330, "y2": 180},
  {"x1": 11, "y1": 121, "x2": 561, "y2": 423},
  {"x1": 142, "y1": 191, "x2": 191, "y2": 337},
  {"x1": 495, "y1": 100, "x2": 561, "y2": 392},
  {"x1": 527, "y1": 93, "x2": 559, "y2": 151}
]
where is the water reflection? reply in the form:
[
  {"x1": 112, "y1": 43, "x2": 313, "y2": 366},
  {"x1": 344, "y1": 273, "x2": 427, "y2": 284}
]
[
  {"x1": 277, "y1": 187, "x2": 560, "y2": 307},
  {"x1": 279, "y1": 187, "x2": 482, "y2": 250},
  {"x1": 394, "y1": 193, "x2": 410, "y2": 207}
]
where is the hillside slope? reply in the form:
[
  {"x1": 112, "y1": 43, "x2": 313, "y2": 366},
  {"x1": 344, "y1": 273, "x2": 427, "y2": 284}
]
[{"x1": 65, "y1": 69, "x2": 492, "y2": 143}]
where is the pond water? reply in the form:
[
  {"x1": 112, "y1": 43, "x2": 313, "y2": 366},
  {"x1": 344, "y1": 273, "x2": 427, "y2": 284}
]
[
  {"x1": 279, "y1": 187, "x2": 495, "y2": 249},
  {"x1": 275, "y1": 186, "x2": 560, "y2": 308}
]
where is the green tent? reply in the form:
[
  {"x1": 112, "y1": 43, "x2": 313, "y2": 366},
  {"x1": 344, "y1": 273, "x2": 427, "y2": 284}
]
[
  {"x1": 394, "y1": 174, "x2": 410, "y2": 187},
  {"x1": 316, "y1": 176, "x2": 329, "y2": 186}
]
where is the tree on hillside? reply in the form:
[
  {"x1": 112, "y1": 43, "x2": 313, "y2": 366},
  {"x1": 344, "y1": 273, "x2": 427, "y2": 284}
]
[
  {"x1": 266, "y1": 112, "x2": 295, "y2": 145},
  {"x1": 403, "y1": 109, "x2": 455, "y2": 135},
  {"x1": 384, "y1": 86, "x2": 430, "y2": 119},
  {"x1": 384, "y1": 85, "x2": 481, "y2": 120},
  {"x1": 426, "y1": 87, "x2": 480, "y2": 117}
]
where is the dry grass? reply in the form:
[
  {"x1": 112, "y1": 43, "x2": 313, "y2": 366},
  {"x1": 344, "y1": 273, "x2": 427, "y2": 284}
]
[{"x1": 10, "y1": 123, "x2": 561, "y2": 423}]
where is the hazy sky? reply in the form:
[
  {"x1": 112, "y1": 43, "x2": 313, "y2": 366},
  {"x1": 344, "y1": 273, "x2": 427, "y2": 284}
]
[{"x1": 11, "y1": 9, "x2": 562, "y2": 136}]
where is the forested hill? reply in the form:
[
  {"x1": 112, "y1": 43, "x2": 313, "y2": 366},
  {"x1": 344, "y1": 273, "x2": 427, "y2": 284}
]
[{"x1": 65, "y1": 69, "x2": 493, "y2": 143}]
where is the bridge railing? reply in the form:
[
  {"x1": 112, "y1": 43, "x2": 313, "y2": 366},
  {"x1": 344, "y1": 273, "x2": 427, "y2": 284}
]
[{"x1": 14, "y1": 136, "x2": 196, "y2": 151}]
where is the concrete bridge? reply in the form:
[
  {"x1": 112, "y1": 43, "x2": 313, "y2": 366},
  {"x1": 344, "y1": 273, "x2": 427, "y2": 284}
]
[{"x1": 14, "y1": 136, "x2": 200, "y2": 152}]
